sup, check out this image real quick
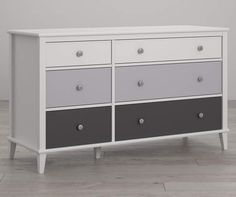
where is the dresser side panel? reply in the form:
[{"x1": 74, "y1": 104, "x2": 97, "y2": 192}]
[
  {"x1": 11, "y1": 35, "x2": 40, "y2": 150},
  {"x1": 222, "y1": 32, "x2": 228, "y2": 131}
]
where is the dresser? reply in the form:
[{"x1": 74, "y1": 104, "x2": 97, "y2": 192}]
[{"x1": 8, "y1": 26, "x2": 229, "y2": 174}]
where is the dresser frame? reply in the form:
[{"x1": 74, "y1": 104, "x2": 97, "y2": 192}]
[{"x1": 8, "y1": 26, "x2": 229, "y2": 174}]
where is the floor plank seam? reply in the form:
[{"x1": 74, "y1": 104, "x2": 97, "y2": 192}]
[
  {"x1": 195, "y1": 159, "x2": 200, "y2": 166},
  {"x1": 0, "y1": 173, "x2": 6, "y2": 184},
  {"x1": 162, "y1": 183, "x2": 167, "y2": 192}
]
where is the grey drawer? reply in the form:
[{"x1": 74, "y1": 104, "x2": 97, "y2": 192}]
[
  {"x1": 46, "y1": 68, "x2": 111, "y2": 108},
  {"x1": 46, "y1": 106, "x2": 112, "y2": 148},
  {"x1": 115, "y1": 62, "x2": 221, "y2": 102},
  {"x1": 116, "y1": 97, "x2": 222, "y2": 141}
]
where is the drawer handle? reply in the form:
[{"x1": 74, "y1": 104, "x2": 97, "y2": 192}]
[
  {"x1": 76, "y1": 50, "x2": 83, "y2": 57},
  {"x1": 76, "y1": 84, "x2": 83, "y2": 91},
  {"x1": 138, "y1": 118, "x2": 145, "y2": 125},
  {"x1": 198, "y1": 112, "x2": 204, "y2": 119},
  {"x1": 197, "y1": 76, "x2": 203, "y2": 82},
  {"x1": 76, "y1": 124, "x2": 84, "y2": 131},
  {"x1": 137, "y1": 48, "x2": 144, "y2": 55},
  {"x1": 137, "y1": 80, "x2": 144, "y2": 87},
  {"x1": 197, "y1": 45, "x2": 204, "y2": 52}
]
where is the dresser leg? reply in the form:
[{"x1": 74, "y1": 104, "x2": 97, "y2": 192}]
[
  {"x1": 94, "y1": 147, "x2": 103, "y2": 159},
  {"x1": 9, "y1": 141, "x2": 16, "y2": 160},
  {"x1": 182, "y1": 137, "x2": 188, "y2": 145},
  {"x1": 182, "y1": 137, "x2": 188, "y2": 141},
  {"x1": 37, "y1": 153, "x2": 47, "y2": 174},
  {"x1": 219, "y1": 133, "x2": 228, "y2": 151}
]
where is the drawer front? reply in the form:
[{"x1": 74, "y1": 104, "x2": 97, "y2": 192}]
[
  {"x1": 47, "y1": 68, "x2": 111, "y2": 108},
  {"x1": 116, "y1": 62, "x2": 221, "y2": 102},
  {"x1": 45, "y1": 41, "x2": 111, "y2": 67},
  {"x1": 115, "y1": 37, "x2": 221, "y2": 63},
  {"x1": 46, "y1": 107, "x2": 111, "y2": 148},
  {"x1": 115, "y1": 97, "x2": 222, "y2": 141}
]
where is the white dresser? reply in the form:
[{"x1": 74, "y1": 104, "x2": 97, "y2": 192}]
[{"x1": 8, "y1": 26, "x2": 229, "y2": 174}]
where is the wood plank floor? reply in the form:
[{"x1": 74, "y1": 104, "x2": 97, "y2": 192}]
[{"x1": 0, "y1": 100, "x2": 236, "y2": 196}]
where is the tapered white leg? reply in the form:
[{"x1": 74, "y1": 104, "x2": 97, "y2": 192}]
[
  {"x1": 9, "y1": 142, "x2": 16, "y2": 160},
  {"x1": 37, "y1": 153, "x2": 47, "y2": 174},
  {"x1": 94, "y1": 147, "x2": 103, "y2": 159},
  {"x1": 219, "y1": 133, "x2": 228, "y2": 151}
]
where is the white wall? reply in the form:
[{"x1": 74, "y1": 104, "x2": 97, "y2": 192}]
[{"x1": 1, "y1": 0, "x2": 236, "y2": 100}]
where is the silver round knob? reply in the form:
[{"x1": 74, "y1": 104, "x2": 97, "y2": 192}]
[
  {"x1": 76, "y1": 124, "x2": 84, "y2": 131},
  {"x1": 197, "y1": 45, "x2": 204, "y2": 52},
  {"x1": 76, "y1": 84, "x2": 83, "y2": 91},
  {"x1": 137, "y1": 48, "x2": 144, "y2": 54},
  {"x1": 76, "y1": 50, "x2": 83, "y2": 57},
  {"x1": 137, "y1": 80, "x2": 144, "y2": 87},
  {"x1": 198, "y1": 112, "x2": 204, "y2": 119},
  {"x1": 138, "y1": 118, "x2": 145, "y2": 125},
  {"x1": 197, "y1": 76, "x2": 203, "y2": 82}
]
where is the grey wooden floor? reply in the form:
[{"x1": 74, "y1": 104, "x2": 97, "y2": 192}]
[{"x1": 0, "y1": 101, "x2": 236, "y2": 196}]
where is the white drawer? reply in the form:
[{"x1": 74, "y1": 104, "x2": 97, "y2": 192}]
[
  {"x1": 45, "y1": 41, "x2": 111, "y2": 67},
  {"x1": 115, "y1": 37, "x2": 222, "y2": 63}
]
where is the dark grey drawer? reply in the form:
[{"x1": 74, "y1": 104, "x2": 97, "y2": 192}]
[
  {"x1": 46, "y1": 68, "x2": 111, "y2": 108},
  {"x1": 115, "y1": 97, "x2": 222, "y2": 141},
  {"x1": 46, "y1": 107, "x2": 111, "y2": 148},
  {"x1": 116, "y1": 62, "x2": 222, "y2": 102}
]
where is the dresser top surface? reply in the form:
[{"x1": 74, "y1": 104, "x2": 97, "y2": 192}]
[{"x1": 8, "y1": 26, "x2": 228, "y2": 37}]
